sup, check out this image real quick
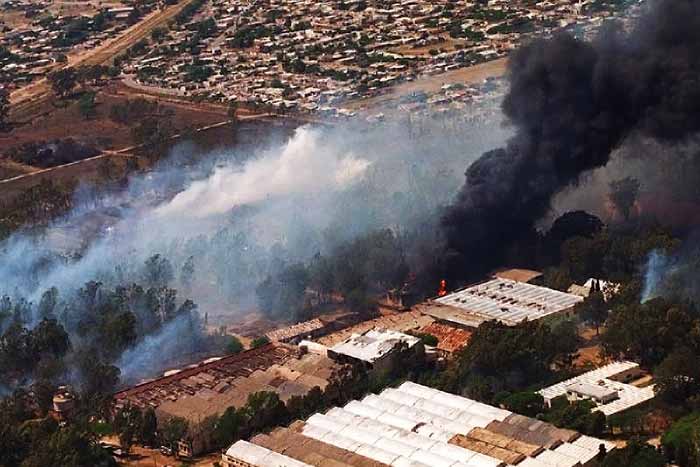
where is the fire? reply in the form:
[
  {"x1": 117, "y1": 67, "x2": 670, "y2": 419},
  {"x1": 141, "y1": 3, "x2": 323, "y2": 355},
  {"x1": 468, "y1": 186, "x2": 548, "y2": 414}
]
[{"x1": 437, "y1": 279, "x2": 447, "y2": 297}]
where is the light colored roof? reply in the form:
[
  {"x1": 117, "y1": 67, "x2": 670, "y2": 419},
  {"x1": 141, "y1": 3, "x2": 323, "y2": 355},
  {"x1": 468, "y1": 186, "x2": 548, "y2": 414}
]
[
  {"x1": 434, "y1": 278, "x2": 583, "y2": 325},
  {"x1": 492, "y1": 268, "x2": 543, "y2": 283},
  {"x1": 565, "y1": 382, "x2": 618, "y2": 400},
  {"x1": 537, "y1": 361, "x2": 655, "y2": 416},
  {"x1": 329, "y1": 329, "x2": 421, "y2": 364},
  {"x1": 225, "y1": 440, "x2": 313, "y2": 467},
  {"x1": 266, "y1": 318, "x2": 325, "y2": 341},
  {"x1": 231, "y1": 382, "x2": 614, "y2": 467}
]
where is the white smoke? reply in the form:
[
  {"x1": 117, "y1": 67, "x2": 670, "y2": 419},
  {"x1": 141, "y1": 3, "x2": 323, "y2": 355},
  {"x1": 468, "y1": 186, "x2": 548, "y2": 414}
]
[{"x1": 157, "y1": 128, "x2": 370, "y2": 219}]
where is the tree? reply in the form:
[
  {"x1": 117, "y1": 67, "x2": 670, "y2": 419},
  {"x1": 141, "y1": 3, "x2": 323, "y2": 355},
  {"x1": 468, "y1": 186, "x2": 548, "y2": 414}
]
[
  {"x1": 143, "y1": 254, "x2": 175, "y2": 287},
  {"x1": 602, "y1": 438, "x2": 665, "y2": 467},
  {"x1": 0, "y1": 87, "x2": 9, "y2": 129},
  {"x1": 160, "y1": 417, "x2": 188, "y2": 451},
  {"x1": 227, "y1": 336, "x2": 244, "y2": 354},
  {"x1": 212, "y1": 406, "x2": 245, "y2": 448},
  {"x1": 662, "y1": 412, "x2": 700, "y2": 467},
  {"x1": 500, "y1": 391, "x2": 544, "y2": 417},
  {"x1": 38, "y1": 287, "x2": 59, "y2": 320},
  {"x1": 576, "y1": 288, "x2": 607, "y2": 335},
  {"x1": 609, "y1": 177, "x2": 640, "y2": 221},
  {"x1": 244, "y1": 391, "x2": 288, "y2": 434},
  {"x1": 654, "y1": 346, "x2": 700, "y2": 405},
  {"x1": 251, "y1": 336, "x2": 270, "y2": 349},
  {"x1": 227, "y1": 99, "x2": 238, "y2": 120},
  {"x1": 78, "y1": 91, "x2": 97, "y2": 119},
  {"x1": 140, "y1": 408, "x2": 158, "y2": 446},
  {"x1": 48, "y1": 67, "x2": 77, "y2": 98}
]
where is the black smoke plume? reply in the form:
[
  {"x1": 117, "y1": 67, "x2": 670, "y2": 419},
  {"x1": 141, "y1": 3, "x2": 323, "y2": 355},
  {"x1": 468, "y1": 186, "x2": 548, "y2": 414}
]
[{"x1": 442, "y1": 0, "x2": 700, "y2": 280}]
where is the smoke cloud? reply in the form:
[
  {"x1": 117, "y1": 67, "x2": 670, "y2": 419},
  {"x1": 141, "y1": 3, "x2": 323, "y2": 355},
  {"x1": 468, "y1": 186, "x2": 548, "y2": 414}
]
[
  {"x1": 0, "y1": 116, "x2": 508, "y2": 380},
  {"x1": 158, "y1": 128, "x2": 371, "y2": 219},
  {"x1": 442, "y1": 0, "x2": 700, "y2": 279}
]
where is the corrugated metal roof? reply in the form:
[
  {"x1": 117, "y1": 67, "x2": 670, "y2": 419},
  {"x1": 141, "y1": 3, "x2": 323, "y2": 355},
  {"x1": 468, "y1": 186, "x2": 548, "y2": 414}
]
[
  {"x1": 225, "y1": 441, "x2": 314, "y2": 467},
  {"x1": 434, "y1": 278, "x2": 583, "y2": 325},
  {"x1": 251, "y1": 382, "x2": 614, "y2": 467},
  {"x1": 329, "y1": 329, "x2": 421, "y2": 363},
  {"x1": 534, "y1": 449, "x2": 581, "y2": 467}
]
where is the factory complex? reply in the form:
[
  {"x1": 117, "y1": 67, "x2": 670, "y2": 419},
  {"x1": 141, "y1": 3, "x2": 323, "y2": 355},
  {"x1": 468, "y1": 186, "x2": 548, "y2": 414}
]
[
  {"x1": 111, "y1": 269, "x2": 656, "y2": 461},
  {"x1": 223, "y1": 382, "x2": 615, "y2": 467}
]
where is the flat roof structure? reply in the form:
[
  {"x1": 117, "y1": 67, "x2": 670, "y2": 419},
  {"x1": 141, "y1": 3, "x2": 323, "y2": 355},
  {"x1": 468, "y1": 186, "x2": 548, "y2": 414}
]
[
  {"x1": 434, "y1": 278, "x2": 584, "y2": 325},
  {"x1": 224, "y1": 440, "x2": 313, "y2": 467},
  {"x1": 114, "y1": 343, "x2": 344, "y2": 423},
  {"x1": 492, "y1": 269, "x2": 543, "y2": 283},
  {"x1": 537, "y1": 361, "x2": 655, "y2": 416},
  {"x1": 224, "y1": 382, "x2": 615, "y2": 467},
  {"x1": 266, "y1": 318, "x2": 326, "y2": 343},
  {"x1": 329, "y1": 329, "x2": 421, "y2": 365}
]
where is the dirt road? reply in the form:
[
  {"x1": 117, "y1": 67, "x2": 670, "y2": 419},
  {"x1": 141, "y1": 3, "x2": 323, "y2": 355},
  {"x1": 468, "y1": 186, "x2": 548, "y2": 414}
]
[{"x1": 9, "y1": 0, "x2": 197, "y2": 121}]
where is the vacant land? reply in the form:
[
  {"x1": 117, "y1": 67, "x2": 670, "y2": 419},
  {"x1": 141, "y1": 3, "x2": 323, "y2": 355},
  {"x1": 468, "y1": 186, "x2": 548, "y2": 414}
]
[{"x1": 1, "y1": 82, "x2": 228, "y2": 159}]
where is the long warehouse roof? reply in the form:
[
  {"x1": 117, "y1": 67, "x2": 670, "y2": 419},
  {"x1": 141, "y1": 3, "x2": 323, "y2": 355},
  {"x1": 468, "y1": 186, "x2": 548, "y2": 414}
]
[
  {"x1": 434, "y1": 278, "x2": 583, "y2": 325},
  {"x1": 224, "y1": 381, "x2": 616, "y2": 467}
]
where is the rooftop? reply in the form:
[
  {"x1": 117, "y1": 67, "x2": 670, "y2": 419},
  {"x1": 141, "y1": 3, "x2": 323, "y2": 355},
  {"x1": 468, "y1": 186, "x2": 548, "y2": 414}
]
[
  {"x1": 225, "y1": 382, "x2": 616, "y2": 467},
  {"x1": 114, "y1": 343, "x2": 343, "y2": 422},
  {"x1": 419, "y1": 322, "x2": 472, "y2": 354},
  {"x1": 329, "y1": 329, "x2": 421, "y2": 364},
  {"x1": 434, "y1": 278, "x2": 583, "y2": 325},
  {"x1": 537, "y1": 361, "x2": 655, "y2": 416}
]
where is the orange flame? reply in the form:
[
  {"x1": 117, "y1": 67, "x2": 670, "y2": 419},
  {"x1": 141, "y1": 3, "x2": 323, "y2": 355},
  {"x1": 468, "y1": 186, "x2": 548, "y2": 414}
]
[{"x1": 438, "y1": 279, "x2": 447, "y2": 297}]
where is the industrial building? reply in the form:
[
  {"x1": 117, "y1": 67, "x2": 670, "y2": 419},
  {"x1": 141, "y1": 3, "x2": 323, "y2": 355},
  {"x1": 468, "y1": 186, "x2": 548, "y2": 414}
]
[
  {"x1": 327, "y1": 329, "x2": 424, "y2": 376},
  {"x1": 113, "y1": 343, "x2": 347, "y2": 456},
  {"x1": 223, "y1": 381, "x2": 615, "y2": 467},
  {"x1": 429, "y1": 278, "x2": 584, "y2": 327},
  {"x1": 537, "y1": 361, "x2": 655, "y2": 416}
]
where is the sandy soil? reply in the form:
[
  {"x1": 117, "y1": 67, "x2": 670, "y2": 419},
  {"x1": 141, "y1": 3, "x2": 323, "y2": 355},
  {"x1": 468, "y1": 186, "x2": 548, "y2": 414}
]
[{"x1": 1, "y1": 82, "x2": 228, "y2": 158}]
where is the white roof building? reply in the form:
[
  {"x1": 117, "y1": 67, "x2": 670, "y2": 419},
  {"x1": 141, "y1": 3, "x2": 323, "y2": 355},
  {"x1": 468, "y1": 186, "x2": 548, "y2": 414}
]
[
  {"x1": 537, "y1": 361, "x2": 655, "y2": 416},
  {"x1": 434, "y1": 278, "x2": 584, "y2": 325},
  {"x1": 223, "y1": 440, "x2": 313, "y2": 467},
  {"x1": 328, "y1": 329, "x2": 421, "y2": 365}
]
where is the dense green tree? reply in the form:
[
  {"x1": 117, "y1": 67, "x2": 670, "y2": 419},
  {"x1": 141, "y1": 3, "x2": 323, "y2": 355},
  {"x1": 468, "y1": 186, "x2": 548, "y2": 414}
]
[
  {"x1": 250, "y1": 336, "x2": 270, "y2": 349},
  {"x1": 243, "y1": 391, "x2": 288, "y2": 435},
  {"x1": 601, "y1": 438, "x2": 664, "y2": 467},
  {"x1": 654, "y1": 346, "x2": 700, "y2": 405},
  {"x1": 227, "y1": 336, "x2": 244, "y2": 354},
  {"x1": 576, "y1": 287, "x2": 607, "y2": 335},
  {"x1": 499, "y1": 391, "x2": 545, "y2": 417},
  {"x1": 603, "y1": 298, "x2": 698, "y2": 366},
  {"x1": 78, "y1": 91, "x2": 97, "y2": 119},
  {"x1": 160, "y1": 417, "x2": 188, "y2": 451},
  {"x1": 48, "y1": 67, "x2": 77, "y2": 98},
  {"x1": 662, "y1": 412, "x2": 700, "y2": 467},
  {"x1": 0, "y1": 87, "x2": 10, "y2": 129},
  {"x1": 139, "y1": 408, "x2": 158, "y2": 446}
]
